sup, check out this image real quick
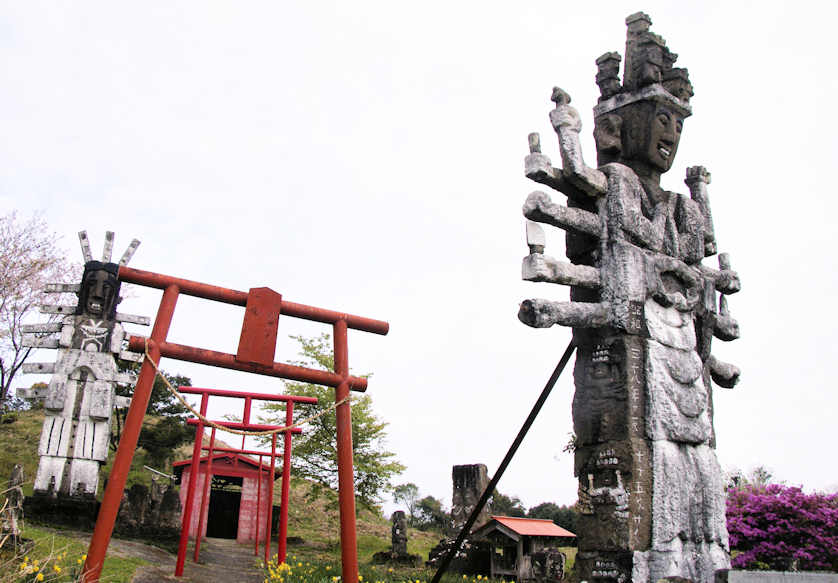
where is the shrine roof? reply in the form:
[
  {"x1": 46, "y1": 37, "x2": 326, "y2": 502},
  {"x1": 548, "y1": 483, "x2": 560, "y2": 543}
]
[
  {"x1": 485, "y1": 516, "x2": 576, "y2": 538},
  {"x1": 172, "y1": 452, "x2": 281, "y2": 479}
]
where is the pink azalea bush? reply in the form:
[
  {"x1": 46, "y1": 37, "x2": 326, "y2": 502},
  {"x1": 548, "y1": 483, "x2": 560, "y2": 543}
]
[{"x1": 726, "y1": 484, "x2": 838, "y2": 571}]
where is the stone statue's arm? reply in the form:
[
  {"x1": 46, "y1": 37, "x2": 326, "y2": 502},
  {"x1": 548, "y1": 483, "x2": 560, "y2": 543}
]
[
  {"x1": 685, "y1": 166, "x2": 717, "y2": 256},
  {"x1": 549, "y1": 88, "x2": 607, "y2": 198},
  {"x1": 603, "y1": 173, "x2": 668, "y2": 252},
  {"x1": 627, "y1": 200, "x2": 668, "y2": 252},
  {"x1": 708, "y1": 355, "x2": 740, "y2": 388}
]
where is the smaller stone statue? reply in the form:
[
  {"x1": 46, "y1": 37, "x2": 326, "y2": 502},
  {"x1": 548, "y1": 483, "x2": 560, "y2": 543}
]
[
  {"x1": 392, "y1": 510, "x2": 408, "y2": 556},
  {"x1": 373, "y1": 509, "x2": 421, "y2": 566}
]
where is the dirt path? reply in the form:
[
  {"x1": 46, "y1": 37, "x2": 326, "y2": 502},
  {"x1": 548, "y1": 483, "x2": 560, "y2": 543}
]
[
  {"x1": 126, "y1": 537, "x2": 265, "y2": 583},
  {"x1": 41, "y1": 529, "x2": 266, "y2": 583}
]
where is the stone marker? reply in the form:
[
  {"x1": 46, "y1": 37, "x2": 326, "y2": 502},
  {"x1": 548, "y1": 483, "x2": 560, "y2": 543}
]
[
  {"x1": 373, "y1": 510, "x2": 421, "y2": 566},
  {"x1": 392, "y1": 510, "x2": 408, "y2": 556},
  {"x1": 517, "y1": 13, "x2": 741, "y2": 583}
]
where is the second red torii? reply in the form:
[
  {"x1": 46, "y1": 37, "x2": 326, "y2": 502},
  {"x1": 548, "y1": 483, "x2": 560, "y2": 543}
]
[{"x1": 176, "y1": 386, "x2": 317, "y2": 575}]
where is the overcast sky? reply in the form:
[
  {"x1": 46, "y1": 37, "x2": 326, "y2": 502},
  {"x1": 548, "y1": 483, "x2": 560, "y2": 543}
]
[{"x1": 4, "y1": 1, "x2": 837, "y2": 517}]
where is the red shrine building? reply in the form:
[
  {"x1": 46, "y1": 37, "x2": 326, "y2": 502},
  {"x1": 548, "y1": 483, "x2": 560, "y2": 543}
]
[{"x1": 173, "y1": 452, "x2": 280, "y2": 543}]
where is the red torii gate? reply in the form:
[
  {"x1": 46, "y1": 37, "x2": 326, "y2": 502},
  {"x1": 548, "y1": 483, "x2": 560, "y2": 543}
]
[
  {"x1": 82, "y1": 266, "x2": 388, "y2": 583},
  {"x1": 176, "y1": 386, "x2": 317, "y2": 575}
]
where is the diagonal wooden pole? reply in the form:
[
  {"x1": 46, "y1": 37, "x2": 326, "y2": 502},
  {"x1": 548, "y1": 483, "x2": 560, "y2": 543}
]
[{"x1": 430, "y1": 339, "x2": 576, "y2": 583}]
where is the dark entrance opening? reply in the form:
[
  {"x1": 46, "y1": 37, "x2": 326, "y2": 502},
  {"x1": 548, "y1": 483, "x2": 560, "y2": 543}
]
[{"x1": 206, "y1": 476, "x2": 243, "y2": 539}]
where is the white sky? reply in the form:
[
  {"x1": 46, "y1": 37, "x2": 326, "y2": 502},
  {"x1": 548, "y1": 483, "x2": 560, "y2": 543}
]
[{"x1": 4, "y1": 1, "x2": 838, "y2": 517}]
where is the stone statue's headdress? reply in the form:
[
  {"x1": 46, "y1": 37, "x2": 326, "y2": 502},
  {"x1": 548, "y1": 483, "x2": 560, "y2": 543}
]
[
  {"x1": 593, "y1": 12, "x2": 693, "y2": 119},
  {"x1": 76, "y1": 231, "x2": 140, "y2": 319}
]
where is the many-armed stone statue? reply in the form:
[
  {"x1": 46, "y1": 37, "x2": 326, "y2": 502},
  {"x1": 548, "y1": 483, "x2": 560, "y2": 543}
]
[
  {"x1": 22, "y1": 232, "x2": 147, "y2": 499},
  {"x1": 517, "y1": 13, "x2": 741, "y2": 583}
]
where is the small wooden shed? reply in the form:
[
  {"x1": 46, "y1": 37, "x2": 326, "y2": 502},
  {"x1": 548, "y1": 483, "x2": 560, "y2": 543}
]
[
  {"x1": 471, "y1": 516, "x2": 575, "y2": 581},
  {"x1": 173, "y1": 452, "x2": 279, "y2": 543}
]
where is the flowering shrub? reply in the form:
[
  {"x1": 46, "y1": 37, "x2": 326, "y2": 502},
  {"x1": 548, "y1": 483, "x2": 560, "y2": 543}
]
[{"x1": 726, "y1": 484, "x2": 838, "y2": 571}]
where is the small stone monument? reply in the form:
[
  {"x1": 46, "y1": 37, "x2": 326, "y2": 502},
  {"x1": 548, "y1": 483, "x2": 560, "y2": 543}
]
[
  {"x1": 373, "y1": 510, "x2": 421, "y2": 566},
  {"x1": 517, "y1": 13, "x2": 741, "y2": 583},
  {"x1": 392, "y1": 510, "x2": 408, "y2": 555}
]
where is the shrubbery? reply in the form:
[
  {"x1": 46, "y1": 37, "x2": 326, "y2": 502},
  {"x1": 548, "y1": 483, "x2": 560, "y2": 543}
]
[{"x1": 727, "y1": 484, "x2": 838, "y2": 571}]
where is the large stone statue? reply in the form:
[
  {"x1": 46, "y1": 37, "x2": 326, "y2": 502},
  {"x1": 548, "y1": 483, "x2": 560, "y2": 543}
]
[
  {"x1": 22, "y1": 231, "x2": 147, "y2": 498},
  {"x1": 517, "y1": 13, "x2": 741, "y2": 583}
]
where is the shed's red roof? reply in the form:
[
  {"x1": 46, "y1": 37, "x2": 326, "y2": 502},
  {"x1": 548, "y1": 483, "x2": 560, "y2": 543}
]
[{"x1": 491, "y1": 516, "x2": 576, "y2": 537}]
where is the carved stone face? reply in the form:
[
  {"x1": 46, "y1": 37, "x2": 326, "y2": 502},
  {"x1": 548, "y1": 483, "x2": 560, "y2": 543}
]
[
  {"x1": 77, "y1": 262, "x2": 120, "y2": 319},
  {"x1": 617, "y1": 101, "x2": 684, "y2": 175},
  {"x1": 644, "y1": 105, "x2": 683, "y2": 172}
]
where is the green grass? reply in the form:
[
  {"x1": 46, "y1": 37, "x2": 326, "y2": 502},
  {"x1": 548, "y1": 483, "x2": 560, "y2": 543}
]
[
  {"x1": 0, "y1": 524, "x2": 147, "y2": 583},
  {"x1": 0, "y1": 410, "x2": 46, "y2": 498}
]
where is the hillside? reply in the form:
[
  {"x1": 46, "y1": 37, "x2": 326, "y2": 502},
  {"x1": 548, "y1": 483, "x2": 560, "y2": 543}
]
[{"x1": 0, "y1": 409, "x2": 440, "y2": 565}]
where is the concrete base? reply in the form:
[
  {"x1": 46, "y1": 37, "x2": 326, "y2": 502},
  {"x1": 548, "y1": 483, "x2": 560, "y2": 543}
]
[{"x1": 716, "y1": 570, "x2": 838, "y2": 582}]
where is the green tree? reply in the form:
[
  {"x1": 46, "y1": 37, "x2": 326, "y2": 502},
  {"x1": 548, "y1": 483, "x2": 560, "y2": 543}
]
[
  {"x1": 259, "y1": 333, "x2": 404, "y2": 510},
  {"x1": 112, "y1": 365, "x2": 193, "y2": 468},
  {"x1": 491, "y1": 490, "x2": 526, "y2": 517},
  {"x1": 393, "y1": 482, "x2": 420, "y2": 524},
  {"x1": 528, "y1": 501, "x2": 579, "y2": 534},
  {"x1": 415, "y1": 495, "x2": 448, "y2": 531}
]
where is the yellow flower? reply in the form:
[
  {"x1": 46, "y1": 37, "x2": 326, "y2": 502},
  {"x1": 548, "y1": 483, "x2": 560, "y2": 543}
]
[
  {"x1": 298, "y1": 562, "x2": 303, "y2": 567},
  {"x1": 36, "y1": 574, "x2": 44, "y2": 582},
  {"x1": 388, "y1": 568, "x2": 394, "y2": 573},
  {"x1": 54, "y1": 565, "x2": 62, "y2": 573},
  {"x1": 359, "y1": 576, "x2": 364, "y2": 581},
  {"x1": 463, "y1": 576, "x2": 468, "y2": 580}
]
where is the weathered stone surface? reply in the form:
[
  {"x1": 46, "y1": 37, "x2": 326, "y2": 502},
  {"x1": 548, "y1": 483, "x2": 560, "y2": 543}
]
[
  {"x1": 530, "y1": 549, "x2": 566, "y2": 582},
  {"x1": 114, "y1": 479, "x2": 181, "y2": 538},
  {"x1": 392, "y1": 510, "x2": 408, "y2": 555},
  {"x1": 451, "y1": 464, "x2": 490, "y2": 534},
  {"x1": 25, "y1": 232, "x2": 145, "y2": 499},
  {"x1": 517, "y1": 12, "x2": 741, "y2": 583}
]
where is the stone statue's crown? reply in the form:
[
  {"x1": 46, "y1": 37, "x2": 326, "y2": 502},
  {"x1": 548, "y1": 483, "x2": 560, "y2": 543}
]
[{"x1": 593, "y1": 12, "x2": 693, "y2": 118}]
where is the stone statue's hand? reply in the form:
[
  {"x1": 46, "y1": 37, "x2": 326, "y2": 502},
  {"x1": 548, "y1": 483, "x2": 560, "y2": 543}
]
[
  {"x1": 716, "y1": 269, "x2": 741, "y2": 294},
  {"x1": 525, "y1": 152, "x2": 554, "y2": 178},
  {"x1": 549, "y1": 105, "x2": 582, "y2": 133},
  {"x1": 524, "y1": 190, "x2": 552, "y2": 215}
]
